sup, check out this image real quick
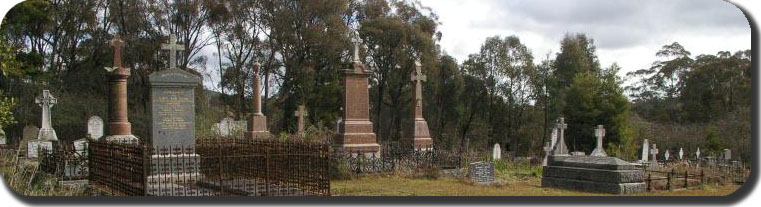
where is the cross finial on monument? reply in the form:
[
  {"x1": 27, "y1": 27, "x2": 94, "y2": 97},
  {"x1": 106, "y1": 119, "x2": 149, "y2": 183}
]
[
  {"x1": 351, "y1": 29, "x2": 363, "y2": 63},
  {"x1": 411, "y1": 58, "x2": 427, "y2": 107},
  {"x1": 294, "y1": 105, "x2": 308, "y2": 134},
  {"x1": 105, "y1": 35, "x2": 130, "y2": 74},
  {"x1": 161, "y1": 34, "x2": 185, "y2": 70},
  {"x1": 590, "y1": 125, "x2": 607, "y2": 157},
  {"x1": 552, "y1": 118, "x2": 569, "y2": 155}
]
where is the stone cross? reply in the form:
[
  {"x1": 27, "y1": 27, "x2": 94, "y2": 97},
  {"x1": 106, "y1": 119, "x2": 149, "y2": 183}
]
[
  {"x1": 411, "y1": 59, "x2": 427, "y2": 108},
  {"x1": 161, "y1": 34, "x2": 185, "y2": 70},
  {"x1": 294, "y1": 105, "x2": 308, "y2": 134},
  {"x1": 590, "y1": 125, "x2": 607, "y2": 157},
  {"x1": 696, "y1": 147, "x2": 701, "y2": 160},
  {"x1": 552, "y1": 118, "x2": 569, "y2": 155},
  {"x1": 542, "y1": 141, "x2": 552, "y2": 166},
  {"x1": 351, "y1": 29, "x2": 363, "y2": 63},
  {"x1": 105, "y1": 35, "x2": 129, "y2": 74},
  {"x1": 35, "y1": 90, "x2": 58, "y2": 141}
]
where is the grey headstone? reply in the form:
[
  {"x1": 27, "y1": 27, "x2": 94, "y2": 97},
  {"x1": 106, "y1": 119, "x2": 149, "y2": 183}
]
[
  {"x1": 640, "y1": 139, "x2": 649, "y2": 162},
  {"x1": 21, "y1": 125, "x2": 40, "y2": 151},
  {"x1": 678, "y1": 148, "x2": 684, "y2": 160},
  {"x1": 213, "y1": 117, "x2": 246, "y2": 137},
  {"x1": 723, "y1": 149, "x2": 731, "y2": 161},
  {"x1": 87, "y1": 116, "x2": 104, "y2": 140},
  {"x1": 469, "y1": 162, "x2": 495, "y2": 184},
  {"x1": 149, "y1": 68, "x2": 201, "y2": 148},
  {"x1": 664, "y1": 150, "x2": 670, "y2": 161}
]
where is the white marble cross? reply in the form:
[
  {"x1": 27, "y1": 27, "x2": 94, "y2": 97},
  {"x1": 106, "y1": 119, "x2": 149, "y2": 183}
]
[
  {"x1": 696, "y1": 147, "x2": 701, "y2": 159},
  {"x1": 650, "y1": 144, "x2": 658, "y2": 162},
  {"x1": 35, "y1": 90, "x2": 58, "y2": 141},
  {"x1": 294, "y1": 105, "x2": 308, "y2": 134},
  {"x1": 664, "y1": 150, "x2": 670, "y2": 160},
  {"x1": 351, "y1": 29, "x2": 363, "y2": 63},
  {"x1": 552, "y1": 118, "x2": 569, "y2": 155},
  {"x1": 590, "y1": 125, "x2": 607, "y2": 157},
  {"x1": 411, "y1": 59, "x2": 426, "y2": 107},
  {"x1": 161, "y1": 34, "x2": 185, "y2": 70},
  {"x1": 679, "y1": 148, "x2": 684, "y2": 160},
  {"x1": 641, "y1": 139, "x2": 650, "y2": 161}
]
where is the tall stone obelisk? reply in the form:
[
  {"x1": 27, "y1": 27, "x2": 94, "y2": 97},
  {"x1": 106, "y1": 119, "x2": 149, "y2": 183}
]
[
  {"x1": 335, "y1": 29, "x2": 380, "y2": 156},
  {"x1": 403, "y1": 58, "x2": 433, "y2": 149},
  {"x1": 245, "y1": 61, "x2": 270, "y2": 139},
  {"x1": 104, "y1": 35, "x2": 138, "y2": 142}
]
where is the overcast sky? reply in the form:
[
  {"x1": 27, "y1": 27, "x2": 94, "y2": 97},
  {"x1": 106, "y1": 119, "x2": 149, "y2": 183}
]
[{"x1": 418, "y1": 0, "x2": 751, "y2": 79}]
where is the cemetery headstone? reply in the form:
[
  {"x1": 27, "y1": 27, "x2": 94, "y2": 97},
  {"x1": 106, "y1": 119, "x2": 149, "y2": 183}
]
[
  {"x1": 679, "y1": 148, "x2": 684, "y2": 160},
  {"x1": 87, "y1": 116, "x2": 104, "y2": 140},
  {"x1": 641, "y1": 139, "x2": 649, "y2": 162},
  {"x1": 542, "y1": 141, "x2": 552, "y2": 166},
  {"x1": 550, "y1": 126, "x2": 558, "y2": 148},
  {"x1": 469, "y1": 162, "x2": 495, "y2": 184},
  {"x1": 294, "y1": 105, "x2": 308, "y2": 135},
  {"x1": 73, "y1": 139, "x2": 88, "y2": 156},
  {"x1": 723, "y1": 149, "x2": 731, "y2": 161},
  {"x1": 214, "y1": 117, "x2": 246, "y2": 137},
  {"x1": 571, "y1": 151, "x2": 586, "y2": 156},
  {"x1": 551, "y1": 118, "x2": 569, "y2": 155},
  {"x1": 245, "y1": 61, "x2": 270, "y2": 138},
  {"x1": 336, "y1": 28, "x2": 380, "y2": 155},
  {"x1": 149, "y1": 34, "x2": 201, "y2": 148},
  {"x1": 696, "y1": 147, "x2": 701, "y2": 160},
  {"x1": 27, "y1": 140, "x2": 52, "y2": 158},
  {"x1": 492, "y1": 143, "x2": 502, "y2": 160},
  {"x1": 403, "y1": 58, "x2": 433, "y2": 149},
  {"x1": 664, "y1": 150, "x2": 670, "y2": 161},
  {"x1": 650, "y1": 143, "x2": 659, "y2": 167},
  {"x1": 104, "y1": 35, "x2": 138, "y2": 142},
  {"x1": 21, "y1": 125, "x2": 39, "y2": 153},
  {"x1": 0, "y1": 128, "x2": 6, "y2": 146},
  {"x1": 590, "y1": 125, "x2": 607, "y2": 157},
  {"x1": 36, "y1": 90, "x2": 58, "y2": 141}
]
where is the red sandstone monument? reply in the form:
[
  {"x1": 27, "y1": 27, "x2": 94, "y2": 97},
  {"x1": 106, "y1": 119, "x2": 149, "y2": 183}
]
[
  {"x1": 335, "y1": 30, "x2": 380, "y2": 154},
  {"x1": 245, "y1": 61, "x2": 271, "y2": 138},
  {"x1": 104, "y1": 35, "x2": 138, "y2": 142},
  {"x1": 403, "y1": 59, "x2": 433, "y2": 149}
]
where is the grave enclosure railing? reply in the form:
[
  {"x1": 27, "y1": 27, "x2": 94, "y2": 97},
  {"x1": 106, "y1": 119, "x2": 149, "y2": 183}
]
[
  {"x1": 642, "y1": 162, "x2": 748, "y2": 192},
  {"x1": 335, "y1": 143, "x2": 476, "y2": 176},
  {"x1": 39, "y1": 143, "x2": 90, "y2": 181},
  {"x1": 88, "y1": 138, "x2": 330, "y2": 196}
]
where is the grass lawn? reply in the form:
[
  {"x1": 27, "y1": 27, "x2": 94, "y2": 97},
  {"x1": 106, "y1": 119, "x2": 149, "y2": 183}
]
[{"x1": 331, "y1": 175, "x2": 741, "y2": 196}]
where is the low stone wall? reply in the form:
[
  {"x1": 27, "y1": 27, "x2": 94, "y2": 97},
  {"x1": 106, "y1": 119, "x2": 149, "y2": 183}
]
[{"x1": 541, "y1": 156, "x2": 646, "y2": 194}]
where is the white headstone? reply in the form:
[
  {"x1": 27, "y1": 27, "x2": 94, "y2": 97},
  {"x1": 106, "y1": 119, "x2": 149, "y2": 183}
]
[
  {"x1": 36, "y1": 90, "x2": 58, "y2": 141},
  {"x1": 590, "y1": 125, "x2": 607, "y2": 157},
  {"x1": 664, "y1": 150, "x2": 670, "y2": 161},
  {"x1": 641, "y1": 139, "x2": 650, "y2": 162},
  {"x1": 87, "y1": 116, "x2": 104, "y2": 140},
  {"x1": 678, "y1": 148, "x2": 684, "y2": 160},
  {"x1": 550, "y1": 126, "x2": 558, "y2": 148},
  {"x1": 74, "y1": 138, "x2": 88, "y2": 156},
  {"x1": 552, "y1": 118, "x2": 569, "y2": 155},
  {"x1": 213, "y1": 117, "x2": 246, "y2": 137},
  {"x1": 492, "y1": 143, "x2": 502, "y2": 160},
  {"x1": 27, "y1": 140, "x2": 53, "y2": 158},
  {"x1": 0, "y1": 128, "x2": 6, "y2": 145},
  {"x1": 696, "y1": 147, "x2": 701, "y2": 159},
  {"x1": 542, "y1": 141, "x2": 552, "y2": 166},
  {"x1": 723, "y1": 149, "x2": 731, "y2": 161}
]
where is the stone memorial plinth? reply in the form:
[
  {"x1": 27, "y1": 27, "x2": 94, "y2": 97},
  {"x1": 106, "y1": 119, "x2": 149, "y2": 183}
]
[
  {"x1": 335, "y1": 30, "x2": 380, "y2": 155},
  {"x1": 245, "y1": 62, "x2": 271, "y2": 139},
  {"x1": 27, "y1": 140, "x2": 53, "y2": 158},
  {"x1": 541, "y1": 156, "x2": 646, "y2": 194},
  {"x1": 402, "y1": 59, "x2": 433, "y2": 149},
  {"x1": 469, "y1": 162, "x2": 495, "y2": 185},
  {"x1": 149, "y1": 68, "x2": 201, "y2": 147}
]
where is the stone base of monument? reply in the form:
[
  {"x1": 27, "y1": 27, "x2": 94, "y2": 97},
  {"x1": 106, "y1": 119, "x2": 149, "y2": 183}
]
[
  {"x1": 402, "y1": 120, "x2": 434, "y2": 150},
  {"x1": 245, "y1": 115, "x2": 270, "y2": 139},
  {"x1": 541, "y1": 156, "x2": 646, "y2": 194},
  {"x1": 148, "y1": 153, "x2": 202, "y2": 182},
  {"x1": 37, "y1": 128, "x2": 58, "y2": 141},
  {"x1": 104, "y1": 134, "x2": 139, "y2": 143}
]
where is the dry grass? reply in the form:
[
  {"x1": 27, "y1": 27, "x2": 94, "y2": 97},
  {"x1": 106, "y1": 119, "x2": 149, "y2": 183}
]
[
  {"x1": 0, "y1": 150, "x2": 89, "y2": 196},
  {"x1": 331, "y1": 175, "x2": 740, "y2": 196}
]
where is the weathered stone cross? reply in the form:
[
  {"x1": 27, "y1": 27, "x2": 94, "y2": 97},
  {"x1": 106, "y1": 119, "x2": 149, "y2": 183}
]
[
  {"x1": 590, "y1": 125, "x2": 607, "y2": 157},
  {"x1": 105, "y1": 35, "x2": 127, "y2": 73},
  {"x1": 294, "y1": 105, "x2": 308, "y2": 134},
  {"x1": 351, "y1": 29, "x2": 363, "y2": 63},
  {"x1": 651, "y1": 144, "x2": 659, "y2": 161},
  {"x1": 161, "y1": 34, "x2": 185, "y2": 70},
  {"x1": 552, "y1": 118, "x2": 569, "y2": 155},
  {"x1": 411, "y1": 59, "x2": 426, "y2": 107},
  {"x1": 35, "y1": 90, "x2": 58, "y2": 141}
]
